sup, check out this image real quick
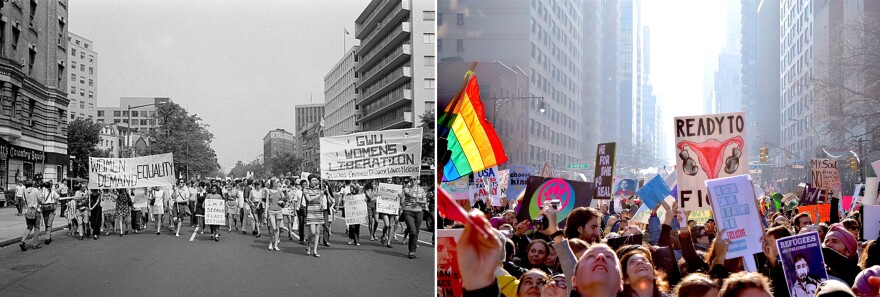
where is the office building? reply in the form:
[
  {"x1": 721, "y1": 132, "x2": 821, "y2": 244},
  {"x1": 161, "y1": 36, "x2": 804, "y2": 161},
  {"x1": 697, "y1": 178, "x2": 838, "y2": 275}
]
[
  {"x1": 294, "y1": 103, "x2": 324, "y2": 156},
  {"x1": 67, "y1": 33, "x2": 97, "y2": 121},
  {"x1": 96, "y1": 97, "x2": 170, "y2": 133},
  {"x1": 263, "y1": 128, "x2": 295, "y2": 159},
  {"x1": 324, "y1": 46, "x2": 360, "y2": 137}
]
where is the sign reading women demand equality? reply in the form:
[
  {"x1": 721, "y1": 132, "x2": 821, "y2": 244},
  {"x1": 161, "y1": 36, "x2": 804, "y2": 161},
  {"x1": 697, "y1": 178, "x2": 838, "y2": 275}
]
[
  {"x1": 88, "y1": 153, "x2": 176, "y2": 189},
  {"x1": 320, "y1": 128, "x2": 422, "y2": 180}
]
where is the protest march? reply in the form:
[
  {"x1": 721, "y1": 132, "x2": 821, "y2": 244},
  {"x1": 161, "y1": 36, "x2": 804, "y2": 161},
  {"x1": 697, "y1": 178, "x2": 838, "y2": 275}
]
[{"x1": 436, "y1": 68, "x2": 880, "y2": 297}]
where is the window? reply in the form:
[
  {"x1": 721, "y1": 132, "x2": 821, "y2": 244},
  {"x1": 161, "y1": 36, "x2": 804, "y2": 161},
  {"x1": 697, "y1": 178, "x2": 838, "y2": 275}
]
[
  {"x1": 27, "y1": 47, "x2": 36, "y2": 74},
  {"x1": 70, "y1": 73, "x2": 75, "y2": 81},
  {"x1": 80, "y1": 101, "x2": 84, "y2": 109},
  {"x1": 114, "y1": 119, "x2": 120, "y2": 123},
  {"x1": 424, "y1": 78, "x2": 435, "y2": 89},
  {"x1": 122, "y1": 111, "x2": 129, "y2": 117},
  {"x1": 457, "y1": 39, "x2": 464, "y2": 51},
  {"x1": 140, "y1": 119, "x2": 147, "y2": 125},
  {"x1": 457, "y1": 13, "x2": 464, "y2": 25},
  {"x1": 424, "y1": 56, "x2": 434, "y2": 66},
  {"x1": 88, "y1": 92, "x2": 93, "y2": 99},
  {"x1": 113, "y1": 110, "x2": 121, "y2": 117},
  {"x1": 79, "y1": 89, "x2": 84, "y2": 96},
  {"x1": 423, "y1": 10, "x2": 435, "y2": 21},
  {"x1": 89, "y1": 55, "x2": 93, "y2": 62},
  {"x1": 71, "y1": 61, "x2": 76, "y2": 68},
  {"x1": 97, "y1": 110, "x2": 104, "y2": 117},
  {"x1": 423, "y1": 33, "x2": 435, "y2": 44},
  {"x1": 88, "y1": 103, "x2": 93, "y2": 110},
  {"x1": 89, "y1": 67, "x2": 93, "y2": 75},
  {"x1": 80, "y1": 76, "x2": 84, "y2": 84},
  {"x1": 88, "y1": 79, "x2": 93, "y2": 86},
  {"x1": 71, "y1": 48, "x2": 76, "y2": 56},
  {"x1": 80, "y1": 64, "x2": 84, "y2": 71}
]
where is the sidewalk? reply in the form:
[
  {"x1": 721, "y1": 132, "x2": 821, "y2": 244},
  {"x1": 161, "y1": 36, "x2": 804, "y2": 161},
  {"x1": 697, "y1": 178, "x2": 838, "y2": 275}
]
[{"x1": 0, "y1": 206, "x2": 67, "y2": 248}]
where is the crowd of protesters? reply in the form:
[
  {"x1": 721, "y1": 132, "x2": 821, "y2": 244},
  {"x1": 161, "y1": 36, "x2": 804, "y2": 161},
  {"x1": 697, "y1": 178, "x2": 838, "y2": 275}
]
[
  {"x1": 440, "y1": 189, "x2": 880, "y2": 297},
  {"x1": 15, "y1": 175, "x2": 433, "y2": 259}
]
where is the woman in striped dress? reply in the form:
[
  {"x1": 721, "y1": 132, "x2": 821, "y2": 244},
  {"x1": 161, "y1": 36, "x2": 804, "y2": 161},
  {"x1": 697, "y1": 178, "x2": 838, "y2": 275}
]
[{"x1": 303, "y1": 176, "x2": 326, "y2": 257}]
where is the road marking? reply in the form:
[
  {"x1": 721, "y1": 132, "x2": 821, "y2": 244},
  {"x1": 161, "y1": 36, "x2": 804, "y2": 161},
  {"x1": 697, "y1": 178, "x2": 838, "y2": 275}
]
[{"x1": 189, "y1": 227, "x2": 199, "y2": 241}]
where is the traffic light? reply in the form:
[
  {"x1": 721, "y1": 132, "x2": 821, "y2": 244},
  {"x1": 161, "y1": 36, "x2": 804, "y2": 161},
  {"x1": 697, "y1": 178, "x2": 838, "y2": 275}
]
[
  {"x1": 849, "y1": 158, "x2": 859, "y2": 171},
  {"x1": 760, "y1": 147, "x2": 768, "y2": 162}
]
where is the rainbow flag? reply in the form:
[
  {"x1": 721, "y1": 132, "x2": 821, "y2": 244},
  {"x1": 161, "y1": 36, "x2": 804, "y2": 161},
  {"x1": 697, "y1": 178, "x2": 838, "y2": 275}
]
[{"x1": 439, "y1": 74, "x2": 507, "y2": 182}]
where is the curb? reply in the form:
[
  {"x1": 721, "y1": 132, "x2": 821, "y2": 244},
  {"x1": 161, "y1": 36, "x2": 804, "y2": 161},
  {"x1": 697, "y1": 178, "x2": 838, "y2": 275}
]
[{"x1": 0, "y1": 225, "x2": 67, "y2": 248}]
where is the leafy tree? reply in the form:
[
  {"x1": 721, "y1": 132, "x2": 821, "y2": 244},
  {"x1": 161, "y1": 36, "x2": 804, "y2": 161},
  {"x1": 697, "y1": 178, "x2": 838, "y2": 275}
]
[
  {"x1": 420, "y1": 110, "x2": 435, "y2": 161},
  {"x1": 145, "y1": 102, "x2": 220, "y2": 180},
  {"x1": 266, "y1": 153, "x2": 301, "y2": 177},
  {"x1": 67, "y1": 118, "x2": 102, "y2": 178}
]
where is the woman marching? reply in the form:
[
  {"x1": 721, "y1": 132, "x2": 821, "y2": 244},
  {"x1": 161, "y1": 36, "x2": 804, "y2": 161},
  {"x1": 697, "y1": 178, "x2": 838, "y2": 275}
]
[
  {"x1": 285, "y1": 179, "x2": 302, "y2": 241},
  {"x1": 172, "y1": 180, "x2": 190, "y2": 237},
  {"x1": 206, "y1": 184, "x2": 223, "y2": 242},
  {"x1": 304, "y1": 176, "x2": 327, "y2": 257},
  {"x1": 401, "y1": 176, "x2": 427, "y2": 259},
  {"x1": 250, "y1": 180, "x2": 267, "y2": 238},
  {"x1": 150, "y1": 186, "x2": 167, "y2": 235},
  {"x1": 225, "y1": 182, "x2": 241, "y2": 233},
  {"x1": 39, "y1": 181, "x2": 60, "y2": 245},
  {"x1": 265, "y1": 179, "x2": 286, "y2": 251},
  {"x1": 115, "y1": 189, "x2": 133, "y2": 237},
  {"x1": 195, "y1": 181, "x2": 208, "y2": 235},
  {"x1": 365, "y1": 180, "x2": 379, "y2": 241}
]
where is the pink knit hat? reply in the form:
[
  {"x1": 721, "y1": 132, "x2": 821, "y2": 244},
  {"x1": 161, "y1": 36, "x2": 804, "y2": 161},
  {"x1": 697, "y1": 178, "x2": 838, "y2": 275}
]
[{"x1": 826, "y1": 223, "x2": 857, "y2": 256}]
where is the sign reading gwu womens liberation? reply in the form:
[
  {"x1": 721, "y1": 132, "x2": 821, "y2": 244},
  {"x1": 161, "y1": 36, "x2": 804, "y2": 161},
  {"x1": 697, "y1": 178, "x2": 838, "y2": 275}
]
[
  {"x1": 320, "y1": 128, "x2": 422, "y2": 180},
  {"x1": 88, "y1": 153, "x2": 176, "y2": 189}
]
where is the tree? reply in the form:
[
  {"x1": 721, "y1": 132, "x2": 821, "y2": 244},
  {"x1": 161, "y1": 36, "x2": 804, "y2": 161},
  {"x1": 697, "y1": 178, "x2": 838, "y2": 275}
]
[
  {"x1": 420, "y1": 110, "x2": 435, "y2": 161},
  {"x1": 67, "y1": 118, "x2": 102, "y2": 178},
  {"x1": 145, "y1": 102, "x2": 220, "y2": 180},
  {"x1": 266, "y1": 153, "x2": 301, "y2": 177}
]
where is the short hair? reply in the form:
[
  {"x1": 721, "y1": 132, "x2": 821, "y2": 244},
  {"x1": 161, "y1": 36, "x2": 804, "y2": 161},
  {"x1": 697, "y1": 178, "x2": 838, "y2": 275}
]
[
  {"x1": 706, "y1": 218, "x2": 715, "y2": 224},
  {"x1": 564, "y1": 207, "x2": 602, "y2": 239},
  {"x1": 568, "y1": 238, "x2": 589, "y2": 257},
  {"x1": 793, "y1": 253, "x2": 808, "y2": 265},
  {"x1": 674, "y1": 273, "x2": 720, "y2": 297},
  {"x1": 841, "y1": 218, "x2": 860, "y2": 232},
  {"x1": 718, "y1": 272, "x2": 773, "y2": 297},
  {"x1": 765, "y1": 226, "x2": 792, "y2": 241},
  {"x1": 526, "y1": 239, "x2": 550, "y2": 256},
  {"x1": 792, "y1": 212, "x2": 811, "y2": 229}
]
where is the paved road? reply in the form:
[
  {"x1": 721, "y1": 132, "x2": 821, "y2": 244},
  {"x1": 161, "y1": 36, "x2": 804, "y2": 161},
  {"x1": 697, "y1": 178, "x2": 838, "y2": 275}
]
[{"x1": 0, "y1": 216, "x2": 434, "y2": 296}]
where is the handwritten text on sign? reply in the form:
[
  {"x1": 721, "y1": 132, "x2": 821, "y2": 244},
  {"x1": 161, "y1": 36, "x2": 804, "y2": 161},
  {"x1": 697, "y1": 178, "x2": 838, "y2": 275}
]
[
  {"x1": 320, "y1": 128, "x2": 422, "y2": 180},
  {"x1": 204, "y1": 199, "x2": 226, "y2": 226},
  {"x1": 344, "y1": 194, "x2": 368, "y2": 226},
  {"x1": 88, "y1": 153, "x2": 176, "y2": 189},
  {"x1": 812, "y1": 159, "x2": 841, "y2": 198},
  {"x1": 377, "y1": 183, "x2": 402, "y2": 215},
  {"x1": 593, "y1": 142, "x2": 616, "y2": 200},
  {"x1": 706, "y1": 174, "x2": 763, "y2": 259}
]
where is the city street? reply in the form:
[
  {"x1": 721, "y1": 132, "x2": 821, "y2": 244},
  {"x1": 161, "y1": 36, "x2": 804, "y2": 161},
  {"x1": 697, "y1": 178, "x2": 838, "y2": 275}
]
[{"x1": 0, "y1": 217, "x2": 433, "y2": 296}]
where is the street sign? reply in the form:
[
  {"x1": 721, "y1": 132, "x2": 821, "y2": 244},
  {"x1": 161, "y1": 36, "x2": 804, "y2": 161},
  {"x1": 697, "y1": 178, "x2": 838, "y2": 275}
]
[
  {"x1": 566, "y1": 163, "x2": 590, "y2": 169},
  {"x1": 792, "y1": 160, "x2": 805, "y2": 169}
]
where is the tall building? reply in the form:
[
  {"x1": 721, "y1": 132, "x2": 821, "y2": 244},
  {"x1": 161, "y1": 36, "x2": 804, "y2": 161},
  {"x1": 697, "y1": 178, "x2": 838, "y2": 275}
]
[
  {"x1": 751, "y1": 0, "x2": 781, "y2": 162},
  {"x1": 438, "y1": 0, "x2": 585, "y2": 170},
  {"x1": 354, "y1": 0, "x2": 436, "y2": 132},
  {"x1": 300, "y1": 122, "x2": 322, "y2": 173},
  {"x1": 66, "y1": 33, "x2": 96, "y2": 121},
  {"x1": 0, "y1": 0, "x2": 70, "y2": 186},
  {"x1": 97, "y1": 97, "x2": 170, "y2": 132},
  {"x1": 618, "y1": 0, "x2": 637, "y2": 169},
  {"x1": 263, "y1": 128, "x2": 295, "y2": 159},
  {"x1": 581, "y1": 0, "x2": 602, "y2": 169},
  {"x1": 294, "y1": 103, "x2": 324, "y2": 156},
  {"x1": 598, "y1": 1, "x2": 620, "y2": 147},
  {"x1": 323, "y1": 46, "x2": 360, "y2": 137}
]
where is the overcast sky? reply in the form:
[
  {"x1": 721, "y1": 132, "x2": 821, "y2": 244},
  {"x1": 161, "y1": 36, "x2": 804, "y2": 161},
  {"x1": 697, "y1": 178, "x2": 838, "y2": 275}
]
[{"x1": 69, "y1": 0, "x2": 370, "y2": 171}]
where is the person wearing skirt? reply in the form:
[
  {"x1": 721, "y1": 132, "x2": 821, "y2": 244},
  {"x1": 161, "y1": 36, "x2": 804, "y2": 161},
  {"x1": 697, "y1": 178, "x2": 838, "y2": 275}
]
[{"x1": 303, "y1": 176, "x2": 326, "y2": 257}]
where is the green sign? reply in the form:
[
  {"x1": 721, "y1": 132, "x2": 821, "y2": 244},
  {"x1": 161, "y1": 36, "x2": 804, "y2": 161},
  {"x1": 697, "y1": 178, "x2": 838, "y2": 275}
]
[{"x1": 566, "y1": 163, "x2": 590, "y2": 169}]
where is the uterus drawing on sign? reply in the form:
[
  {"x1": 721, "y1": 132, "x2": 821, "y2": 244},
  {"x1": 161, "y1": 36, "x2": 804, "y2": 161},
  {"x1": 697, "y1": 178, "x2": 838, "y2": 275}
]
[{"x1": 677, "y1": 136, "x2": 745, "y2": 180}]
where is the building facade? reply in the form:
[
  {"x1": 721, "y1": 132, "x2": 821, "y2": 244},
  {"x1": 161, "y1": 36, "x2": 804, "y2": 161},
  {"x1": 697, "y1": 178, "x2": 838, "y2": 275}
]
[
  {"x1": 294, "y1": 103, "x2": 324, "y2": 156},
  {"x1": 354, "y1": 0, "x2": 436, "y2": 132},
  {"x1": 262, "y1": 128, "x2": 294, "y2": 159},
  {"x1": 597, "y1": 1, "x2": 620, "y2": 151},
  {"x1": 323, "y1": 46, "x2": 360, "y2": 137},
  {"x1": 66, "y1": 32, "x2": 96, "y2": 121},
  {"x1": 438, "y1": 0, "x2": 585, "y2": 170},
  {"x1": 300, "y1": 122, "x2": 321, "y2": 173},
  {"x1": 97, "y1": 97, "x2": 170, "y2": 133},
  {"x1": 0, "y1": 0, "x2": 70, "y2": 187}
]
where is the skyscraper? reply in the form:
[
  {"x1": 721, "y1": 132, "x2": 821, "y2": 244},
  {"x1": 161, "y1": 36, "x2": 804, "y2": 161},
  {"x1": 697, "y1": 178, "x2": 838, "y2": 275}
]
[
  {"x1": 323, "y1": 46, "x2": 360, "y2": 137},
  {"x1": 67, "y1": 33, "x2": 97, "y2": 121}
]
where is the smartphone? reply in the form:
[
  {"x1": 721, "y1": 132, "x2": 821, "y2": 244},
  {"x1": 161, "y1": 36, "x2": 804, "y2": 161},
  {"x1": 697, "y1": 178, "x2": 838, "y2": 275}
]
[{"x1": 549, "y1": 199, "x2": 561, "y2": 211}]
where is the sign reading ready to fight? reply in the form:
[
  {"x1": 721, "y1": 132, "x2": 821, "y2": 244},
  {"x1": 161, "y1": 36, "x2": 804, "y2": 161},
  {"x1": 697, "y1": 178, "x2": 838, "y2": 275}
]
[{"x1": 674, "y1": 112, "x2": 748, "y2": 211}]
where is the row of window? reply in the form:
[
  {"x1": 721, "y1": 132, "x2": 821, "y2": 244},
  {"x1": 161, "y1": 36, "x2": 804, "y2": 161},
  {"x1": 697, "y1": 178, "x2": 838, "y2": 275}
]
[
  {"x1": 68, "y1": 100, "x2": 93, "y2": 111},
  {"x1": 69, "y1": 48, "x2": 94, "y2": 62},
  {"x1": 105, "y1": 110, "x2": 157, "y2": 118}
]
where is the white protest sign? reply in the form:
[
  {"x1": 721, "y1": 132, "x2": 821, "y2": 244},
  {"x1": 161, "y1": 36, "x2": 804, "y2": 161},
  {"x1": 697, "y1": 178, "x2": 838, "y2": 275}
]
[
  {"x1": 89, "y1": 153, "x2": 176, "y2": 189},
  {"x1": 320, "y1": 128, "x2": 422, "y2": 180},
  {"x1": 441, "y1": 178, "x2": 469, "y2": 200},
  {"x1": 864, "y1": 205, "x2": 880, "y2": 240},
  {"x1": 376, "y1": 183, "x2": 402, "y2": 215},
  {"x1": 866, "y1": 177, "x2": 879, "y2": 206},
  {"x1": 132, "y1": 188, "x2": 149, "y2": 209},
  {"x1": 204, "y1": 199, "x2": 226, "y2": 226},
  {"x1": 872, "y1": 160, "x2": 880, "y2": 180},
  {"x1": 811, "y1": 159, "x2": 841, "y2": 199},
  {"x1": 507, "y1": 165, "x2": 536, "y2": 201},
  {"x1": 674, "y1": 112, "x2": 748, "y2": 211},
  {"x1": 470, "y1": 166, "x2": 500, "y2": 206},
  {"x1": 498, "y1": 169, "x2": 509, "y2": 203},
  {"x1": 706, "y1": 174, "x2": 763, "y2": 259},
  {"x1": 632, "y1": 196, "x2": 675, "y2": 224},
  {"x1": 344, "y1": 194, "x2": 368, "y2": 226}
]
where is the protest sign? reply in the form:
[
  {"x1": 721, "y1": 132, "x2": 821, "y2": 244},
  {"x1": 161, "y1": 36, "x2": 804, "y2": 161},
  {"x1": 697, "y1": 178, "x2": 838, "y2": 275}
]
[
  {"x1": 515, "y1": 176, "x2": 594, "y2": 227},
  {"x1": 613, "y1": 179, "x2": 637, "y2": 198},
  {"x1": 866, "y1": 177, "x2": 879, "y2": 205},
  {"x1": 376, "y1": 183, "x2": 402, "y2": 215},
  {"x1": 204, "y1": 199, "x2": 226, "y2": 226},
  {"x1": 872, "y1": 160, "x2": 880, "y2": 180},
  {"x1": 864, "y1": 205, "x2": 880, "y2": 240},
  {"x1": 320, "y1": 128, "x2": 422, "y2": 180},
  {"x1": 797, "y1": 204, "x2": 831, "y2": 224},
  {"x1": 689, "y1": 210, "x2": 713, "y2": 225},
  {"x1": 811, "y1": 159, "x2": 841, "y2": 199},
  {"x1": 437, "y1": 229, "x2": 463, "y2": 297},
  {"x1": 100, "y1": 193, "x2": 117, "y2": 213},
  {"x1": 674, "y1": 112, "x2": 748, "y2": 211},
  {"x1": 470, "y1": 166, "x2": 500, "y2": 206},
  {"x1": 799, "y1": 183, "x2": 821, "y2": 205},
  {"x1": 343, "y1": 194, "x2": 368, "y2": 226},
  {"x1": 507, "y1": 165, "x2": 536, "y2": 201},
  {"x1": 440, "y1": 178, "x2": 469, "y2": 201},
  {"x1": 132, "y1": 188, "x2": 149, "y2": 209},
  {"x1": 705, "y1": 174, "x2": 763, "y2": 259},
  {"x1": 842, "y1": 196, "x2": 853, "y2": 211},
  {"x1": 776, "y1": 232, "x2": 827, "y2": 297},
  {"x1": 636, "y1": 175, "x2": 672, "y2": 209},
  {"x1": 632, "y1": 196, "x2": 674, "y2": 224},
  {"x1": 594, "y1": 142, "x2": 617, "y2": 200},
  {"x1": 88, "y1": 153, "x2": 176, "y2": 189},
  {"x1": 498, "y1": 169, "x2": 509, "y2": 201},
  {"x1": 850, "y1": 184, "x2": 863, "y2": 210}
]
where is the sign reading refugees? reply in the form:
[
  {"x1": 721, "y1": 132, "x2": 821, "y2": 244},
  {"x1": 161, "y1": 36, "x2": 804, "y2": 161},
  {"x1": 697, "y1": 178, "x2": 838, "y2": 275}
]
[
  {"x1": 376, "y1": 183, "x2": 402, "y2": 215},
  {"x1": 344, "y1": 194, "x2": 368, "y2": 226},
  {"x1": 811, "y1": 159, "x2": 841, "y2": 199},
  {"x1": 88, "y1": 153, "x2": 176, "y2": 189},
  {"x1": 705, "y1": 174, "x2": 763, "y2": 259},
  {"x1": 515, "y1": 176, "x2": 594, "y2": 227},
  {"x1": 776, "y1": 232, "x2": 828, "y2": 297},
  {"x1": 674, "y1": 112, "x2": 748, "y2": 211},
  {"x1": 320, "y1": 128, "x2": 422, "y2": 180},
  {"x1": 594, "y1": 142, "x2": 616, "y2": 200},
  {"x1": 507, "y1": 165, "x2": 536, "y2": 200},
  {"x1": 204, "y1": 199, "x2": 226, "y2": 226}
]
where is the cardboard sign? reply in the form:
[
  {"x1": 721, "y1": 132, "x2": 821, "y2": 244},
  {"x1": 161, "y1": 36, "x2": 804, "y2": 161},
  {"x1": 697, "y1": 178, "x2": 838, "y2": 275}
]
[
  {"x1": 593, "y1": 142, "x2": 616, "y2": 200},
  {"x1": 636, "y1": 175, "x2": 672, "y2": 209},
  {"x1": 689, "y1": 210, "x2": 713, "y2": 225},
  {"x1": 497, "y1": 169, "x2": 509, "y2": 201},
  {"x1": 674, "y1": 112, "x2": 748, "y2": 211},
  {"x1": 507, "y1": 165, "x2": 536, "y2": 201},
  {"x1": 344, "y1": 194, "x2": 368, "y2": 226},
  {"x1": 319, "y1": 128, "x2": 422, "y2": 180},
  {"x1": 864, "y1": 205, "x2": 880, "y2": 240},
  {"x1": 706, "y1": 174, "x2": 763, "y2": 259},
  {"x1": 515, "y1": 176, "x2": 594, "y2": 227},
  {"x1": 376, "y1": 183, "x2": 402, "y2": 215},
  {"x1": 204, "y1": 199, "x2": 226, "y2": 226},
  {"x1": 440, "y1": 178, "x2": 469, "y2": 201},
  {"x1": 776, "y1": 232, "x2": 827, "y2": 297},
  {"x1": 437, "y1": 229, "x2": 463, "y2": 297},
  {"x1": 811, "y1": 159, "x2": 841, "y2": 199},
  {"x1": 88, "y1": 153, "x2": 176, "y2": 189},
  {"x1": 797, "y1": 204, "x2": 831, "y2": 223}
]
